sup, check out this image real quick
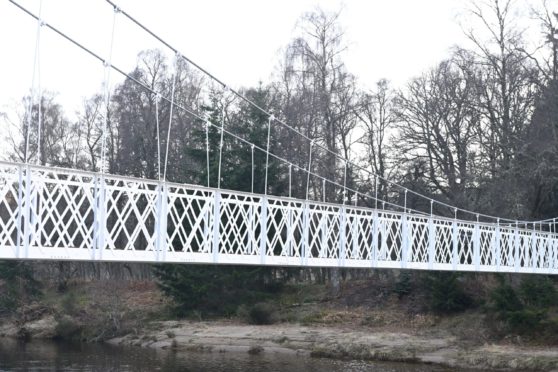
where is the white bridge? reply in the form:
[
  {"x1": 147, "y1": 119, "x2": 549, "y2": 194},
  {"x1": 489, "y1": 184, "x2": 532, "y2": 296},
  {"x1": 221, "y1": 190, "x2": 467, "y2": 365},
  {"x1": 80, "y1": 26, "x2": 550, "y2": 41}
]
[
  {"x1": 1, "y1": 161, "x2": 557, "y2": 274},
  {"x1": 4, "y1": 0, "x2": 558, "y2": 274}
]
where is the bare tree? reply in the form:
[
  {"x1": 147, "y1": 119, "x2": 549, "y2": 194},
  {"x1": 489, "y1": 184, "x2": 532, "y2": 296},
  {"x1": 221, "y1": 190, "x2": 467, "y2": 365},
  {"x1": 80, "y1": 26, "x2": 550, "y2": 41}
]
[
  {"x1": 396, "y1": 57, "x2": 480, "y2": 208},
  {"x1": 520, "y1": 0, "x2": 558, "y2": 83},
  {"x1": 356, "y1": 79, "x2": 397, "y2": 201},
  {"x1": 7, "y1": 92, "x2": 78, "y2": 167},
  {"x1": 77, "y1": 94, "x2": 104, "y2": 171},
  {"x1": 463, "y1": 0, "x2": 538, "y2": 176}
]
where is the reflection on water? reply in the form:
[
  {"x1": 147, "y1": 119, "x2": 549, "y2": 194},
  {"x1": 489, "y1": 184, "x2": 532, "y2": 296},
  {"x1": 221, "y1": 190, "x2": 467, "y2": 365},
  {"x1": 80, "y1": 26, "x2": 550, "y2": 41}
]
[{"x1": 0, "y1": 339, "x2": 460, "y2": 372}]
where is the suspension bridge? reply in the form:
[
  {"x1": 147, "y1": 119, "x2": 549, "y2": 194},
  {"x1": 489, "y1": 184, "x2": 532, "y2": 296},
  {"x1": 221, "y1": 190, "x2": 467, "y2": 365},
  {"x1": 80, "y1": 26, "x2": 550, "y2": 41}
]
[{"x1": 2, "y1": 0, "x2": 558, "y2": 274}]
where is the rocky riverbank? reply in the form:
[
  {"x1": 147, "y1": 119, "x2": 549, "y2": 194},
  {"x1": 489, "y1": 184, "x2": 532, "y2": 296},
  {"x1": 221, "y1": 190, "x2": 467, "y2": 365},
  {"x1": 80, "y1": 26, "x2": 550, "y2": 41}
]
[
  {"x1": 2, "y1": 278, "x2": 558, "y2": 371},
  {"x1": 107, "y1": 320, "x2": 558, "y2": 371}
]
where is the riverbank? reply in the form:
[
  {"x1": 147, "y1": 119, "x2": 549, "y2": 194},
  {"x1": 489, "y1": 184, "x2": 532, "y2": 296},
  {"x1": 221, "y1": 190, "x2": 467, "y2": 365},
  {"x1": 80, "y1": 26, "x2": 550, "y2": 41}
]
[
  {"x1": 2, "y1": 277, "x2": 558, "y2": 371},
  {"x1": 106, "y1": 320, "x2": 558, "y2": 371}
]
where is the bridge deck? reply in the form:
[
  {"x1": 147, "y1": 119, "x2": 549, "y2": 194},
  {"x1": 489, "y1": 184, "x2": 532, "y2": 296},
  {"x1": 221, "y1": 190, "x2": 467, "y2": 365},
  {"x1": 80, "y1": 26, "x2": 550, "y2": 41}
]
[{"x1": 0, "y1": 161, "x2": 556, "y2": 274}]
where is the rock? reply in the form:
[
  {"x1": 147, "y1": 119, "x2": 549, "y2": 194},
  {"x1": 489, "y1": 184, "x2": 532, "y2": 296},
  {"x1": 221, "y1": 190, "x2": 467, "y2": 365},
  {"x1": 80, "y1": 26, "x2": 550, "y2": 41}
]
[
  {"x1": 21, "y1": 315, "x2": 57, "y2": 339},
  {"x1": 104, "y1": 321, "x2": 558, "y2": 371}
]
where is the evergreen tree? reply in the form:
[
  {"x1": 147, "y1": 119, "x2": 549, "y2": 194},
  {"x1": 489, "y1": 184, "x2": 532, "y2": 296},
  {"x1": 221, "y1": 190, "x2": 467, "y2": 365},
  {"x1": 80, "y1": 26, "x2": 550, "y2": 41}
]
[
  {"x1": 154, "y1": 85, "x2": 290, "y2": 316},
  {"x1": 0, "y1": 261, "x2": 41, "y2": 314},
  {"x1": 516, "y1": 81, "x2": 558, "y2": 219}
]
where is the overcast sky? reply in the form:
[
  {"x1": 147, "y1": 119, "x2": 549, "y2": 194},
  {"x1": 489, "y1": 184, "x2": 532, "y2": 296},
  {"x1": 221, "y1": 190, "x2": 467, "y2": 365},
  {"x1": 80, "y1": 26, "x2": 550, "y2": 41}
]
[
  {"x1": 2, "y1": 0, "x2": 553, "y2": 126},
  {"x1": 0, "y1": 0, "x2": 475, "y2": 117}
]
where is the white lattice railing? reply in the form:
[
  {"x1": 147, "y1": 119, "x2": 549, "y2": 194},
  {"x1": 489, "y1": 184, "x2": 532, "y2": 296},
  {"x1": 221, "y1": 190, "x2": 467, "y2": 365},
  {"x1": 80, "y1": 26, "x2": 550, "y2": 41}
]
[{"x1": 0, "y1": 161, "x2": 556, "y2": 274}]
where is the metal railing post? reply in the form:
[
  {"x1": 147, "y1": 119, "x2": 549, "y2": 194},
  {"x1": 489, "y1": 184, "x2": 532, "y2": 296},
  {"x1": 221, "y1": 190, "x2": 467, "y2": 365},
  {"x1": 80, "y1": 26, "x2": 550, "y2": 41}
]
[
  {"x1": 203, "y1": 199, "x2": 210, "y2": 253},
  {"x1": 93, "y1": 174, "x2": 107, "y2": 260},
  {"x1": 531, "y1": 224, "x2": 537, "y2": 272},
  {"x1": 16, "y1": 165, "x2": 24, "y2": 259},
  {"x1": 452, "y1": 209, "x2": 458, "y2": 270},
  {"x1": 553, "y1": 219, "x2": 557, "y2": 274},
  {"x1": 371, "y1": 210, "x2": 379, "y2": 267},
  {"x1": 352, "y1": 213, "x2": 359, "y2": 259},
  {"x1": 339, "y1": 206, "x2": 346, "y2": 267},
  {"x1": 154, "y1": 183, "x2": 168, "y2": 262},
  {"x1": 428, "y1": 217, "x2": 435, "y2": 270},
  {"x1": 302, "y1": 201, "x2": 309, "y2": 266},
  {"x1": 495, "y1": 219, "x2": 501, "y2": 270},
  {"x1": 212, "y1": 191, "x2": 221, "y2": 263},
  {"x1": 320, "y1": 212, "x2": 327, "y2": 258},
  {"x1": 514, "y1": 221, "x2": 520, "y2": 272},
  {"x1": 247, "y1": 204, "x2": 254, "y2": 255},
  {"x1": 259, "y1": 197, "x2": 267, "y2": 264},
  {"x1": 401, "y1": 213, "x2": 408, "y2": 268},
  {"x1": 287, "y1": 205, "x2": 294, "y2": 257},
  {"x1": 286, "y1": 206, "x2": 293, "y2": 257},
  {"x1": 380, "y1": 211, "x2": 387, "y2": 262},
  {"x1": 473, "y1": 215, "x2": 480, "y2": 270},
  {"x1": 23, "y1": 165, "x2": 33, "y2": 259}
]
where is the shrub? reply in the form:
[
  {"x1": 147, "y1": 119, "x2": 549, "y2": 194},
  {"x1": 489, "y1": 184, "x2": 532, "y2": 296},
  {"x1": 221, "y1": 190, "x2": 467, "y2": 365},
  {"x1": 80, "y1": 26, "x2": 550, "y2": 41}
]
[
  {"x1": 54, "y1": 316, "x2": 82, "y2": 340},
  {"x1": 393, "y1": 271, "x2": 412, "y2": 299},
  {"x1": 238, "y1": 303, "x2": 276, "y2": 325},
  {"x1": 519, "y1": 275, "x2": 557, "y2": 308},
  {"x1": 489, "y1": 275, "x2": 558, "y2": 337},
  {"x1": 506, "y1": 308, "x2": 546, "y2": 334},
  {"x1": 0, "y1": 261, "x2": 41, "y2": 314},
  {"x1": 422, "y1": 272, "x2": 473, "y2": 314},
  {"x1": 60, "y1": 291, "x2": 78, "y2": 315},
  {"x1": 153, "y1": 264, "x2": 284, "y2": 316},
  {"x1": 491, "y1": 275, "x2": 523, "y2": 315}
]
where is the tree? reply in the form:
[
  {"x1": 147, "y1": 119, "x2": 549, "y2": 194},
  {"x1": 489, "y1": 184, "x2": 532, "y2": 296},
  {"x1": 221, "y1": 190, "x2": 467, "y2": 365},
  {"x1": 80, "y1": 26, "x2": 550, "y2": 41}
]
[
  {"x1": 0, "y1": 261, "x2": 41, "y2": 315},
  {"x1": 356, "y1": 79, "x2": 397, "y2": 202},
  {"x1": 274, "y1": 7, "x2": 359, "y2": 295},
  {"x1": 395, "y1": 57, "x2": 480, "y2": 209},
  {"x1": 522, "y1": 1, "x2": 558, "y2": 84},
  {"x1": 154, "y1": 86, "x2": 290, "y2": 315},
  {"x1": 463, "y1": 0, "x2": 538, "y2": 177},
  {"x1": 276, "y1": 8, "x2": 358, "y2": 202},
  {"x1": 7, "y1": 92, "x2": 77, "y2": 167},
  {"x1": 515, "y1": 80, "x2": 558, "y2": 218},
  {"x1": 77, "y1": 94, "x2": 104, "y2": 171},
  {"x1": 153, "y1": 264, "x2": 281, "y2": 316}
]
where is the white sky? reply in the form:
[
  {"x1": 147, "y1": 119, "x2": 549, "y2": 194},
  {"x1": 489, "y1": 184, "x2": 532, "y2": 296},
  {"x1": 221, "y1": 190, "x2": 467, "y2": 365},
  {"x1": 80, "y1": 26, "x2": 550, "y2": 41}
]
[
  {"x1": 0, "y1": 0, "x2": 470, "y2": 119},
  {"x1": 2, "y1": 0, "x2": 553, "y2": 145}
]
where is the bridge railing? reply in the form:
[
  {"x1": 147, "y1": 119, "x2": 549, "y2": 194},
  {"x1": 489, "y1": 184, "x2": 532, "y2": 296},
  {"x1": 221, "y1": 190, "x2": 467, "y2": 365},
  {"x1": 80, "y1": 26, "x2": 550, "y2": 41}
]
[{"x1": 0, "y1": 161, "x2": 556, "y2": 274}]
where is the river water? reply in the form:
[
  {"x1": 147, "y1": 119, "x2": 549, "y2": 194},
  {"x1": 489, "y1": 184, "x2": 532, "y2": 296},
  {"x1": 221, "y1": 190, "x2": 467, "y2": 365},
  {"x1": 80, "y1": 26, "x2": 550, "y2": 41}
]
[{"x1": 0, "y1": 339, "x2": 466, "y2": 371}]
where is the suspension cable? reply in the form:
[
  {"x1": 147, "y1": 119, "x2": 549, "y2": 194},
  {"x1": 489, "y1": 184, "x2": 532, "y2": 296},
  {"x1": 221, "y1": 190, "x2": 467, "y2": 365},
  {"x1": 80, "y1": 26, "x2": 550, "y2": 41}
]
[
  {"x1": 35, "y1": 0, "x2": 43, "y2": 165},
  {"x1": 374, "y1": 175, "x2": 378, "y2": 210},
  {"x1": 99, "y1": 3, "x2": 118, "y2": 174},
  {"x1": 342, "y1": 160, "x2": 347, "y2": 205},
  {"x1": 305, "y1": 140, "x2": 313, "y2": 200},
  {"x1": 12, "y1": 0, "x2": 553, "y2": 225},
  {"x1": 162, "y1": 53, "x2": 178, "y2": 181},
  {"x1": 6, "y1": 0, "x2": 501, "y2": 220},
  {"x1": 217, "y1": 104, "x2": 225, "y2": 189},
  {"x1": 154, "y1": 93, "x2": 161, "y2": 181},
  {"x1": 98, "y1": 0, "x2": 558, "y2": 225},
  {"x1": 24, "y1": 0, "x2": 43, "y2": 164},
  {"x1": 11, "y1": 10, "x2": 427, "y2": 215},
  {"x1": 205, "y1": 120, "x2": 210, "y2": 187},
  {"x1": 288, "y1": 164, "x2": 292, "y2": 198},
  {"x1": 264, "y1": 115, "x2": 273, "y2": 195},
  {"x1": 251, "y1": 144, "x2": 255, "y2": 193}
]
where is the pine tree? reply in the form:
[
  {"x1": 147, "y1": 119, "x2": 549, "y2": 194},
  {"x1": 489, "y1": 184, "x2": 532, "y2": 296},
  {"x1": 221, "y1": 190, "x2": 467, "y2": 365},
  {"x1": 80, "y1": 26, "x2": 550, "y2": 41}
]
[{"x1": 154, "y1": 85, "x2": 290, "y2": 316}]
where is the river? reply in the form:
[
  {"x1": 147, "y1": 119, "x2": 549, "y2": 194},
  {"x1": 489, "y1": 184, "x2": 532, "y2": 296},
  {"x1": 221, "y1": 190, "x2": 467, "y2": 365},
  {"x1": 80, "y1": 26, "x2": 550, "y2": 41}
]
[{"x1": 0, "y1": 339, "x2": 472, "y2": 371}]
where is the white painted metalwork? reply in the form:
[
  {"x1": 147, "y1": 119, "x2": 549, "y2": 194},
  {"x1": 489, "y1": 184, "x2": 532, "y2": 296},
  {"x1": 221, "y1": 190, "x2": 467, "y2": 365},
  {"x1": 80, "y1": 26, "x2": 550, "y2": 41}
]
[{"x1": 0, "y1": 161, "x2": 556, "y2": 274}]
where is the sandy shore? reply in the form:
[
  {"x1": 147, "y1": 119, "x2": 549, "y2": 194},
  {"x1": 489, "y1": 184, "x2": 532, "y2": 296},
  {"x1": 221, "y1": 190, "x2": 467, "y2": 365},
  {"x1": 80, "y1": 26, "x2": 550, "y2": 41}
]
[{"x1": 107, "y1": 321, "x2": 558, "y2": 371}]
